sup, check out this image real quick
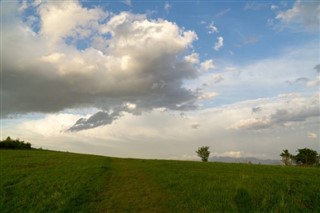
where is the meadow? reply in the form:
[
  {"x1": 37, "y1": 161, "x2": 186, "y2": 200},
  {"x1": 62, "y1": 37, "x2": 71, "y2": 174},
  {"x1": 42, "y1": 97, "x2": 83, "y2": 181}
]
[{"x1": 1, "y1": 150, "x2": 319, "y2": 212}]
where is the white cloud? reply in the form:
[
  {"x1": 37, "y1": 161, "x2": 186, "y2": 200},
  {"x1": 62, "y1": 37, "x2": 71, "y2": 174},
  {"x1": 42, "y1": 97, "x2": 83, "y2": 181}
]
[
  {"x1": 307, "y1": 76, "x2": 320, "y2": 87},
  {"x1": 200, "y1": 59, "x2": 215, "y2": 71},
  {"x1": 307, "y1": 132, "x2": 318, "y2": 139},
  {"x1": 184, "y1": 53, "x2": 199, "y2": 64},
  {"x1": 214, "y1": 36, "x2": 224, "y2": 51},
  {"x1": 18, "y1": 0, "x2": 28, "y2": 13},
  {"x1": 38, "y1": 1, "x2": 106, "y2": 46},
  {"x1": 164, "y1": 2, "x2": 171, "y2": 13},
  {"x1": 230, "y1": 93, "x2": 319, "y2": 130},
  {"x1": 198, "y1": 92, "x2": 218, "y2": 100},
  {"x1": 230, "y1": 118, "x2": 272, "y2": 130},
  {"x1": 207, "y1": 22, "x2": 218, "y2": 34},
  {"x1": 275, "y1": 0, "x2": 320, "y2": 31},
  {"x1": 123, "y1": 0, "x2": 132, "y2": 6}
]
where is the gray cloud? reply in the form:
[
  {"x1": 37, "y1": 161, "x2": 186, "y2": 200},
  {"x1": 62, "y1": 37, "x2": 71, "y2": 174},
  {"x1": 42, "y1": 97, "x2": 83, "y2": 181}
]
[
  {"x1": 314, "y1": 64, "x2": 320, "y2": 73},
  {"x1": 68, "y1": 111, "x2": 121, "y2": 132},
  {"x1": 231, "y1": 94, "x2": 320, "y2": 130},
  {"x1": 286, "y1": 77, "x2": 309, "y2": 85},
  {"x1": 2, "y1": 1, "x2": 203, "y2": 130},
  {"x1": 270, "y1": 107, "x2": 319, "y2": 124},
  {"x1": 251, "y1": 107, "x2": 262, "y2": 113}
]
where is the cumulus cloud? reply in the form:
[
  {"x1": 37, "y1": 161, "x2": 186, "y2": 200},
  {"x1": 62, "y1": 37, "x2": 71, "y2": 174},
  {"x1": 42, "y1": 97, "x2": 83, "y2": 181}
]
[
  {"x1": 184, "y1": 53, "x2": 199, "y2": 64},
  {"x1": 274, "y1": 0, "x2": 320, "y2": 31},
  {"x1": 38, "y1": 1, "x2": 106, "y2": 46},
  {"x1": 2, "y1": 0, "x2": 205, "y2": 131},
  {"x1": 200, "y1": 59, "x2": 215, "y2": 71},
  {"x1": 214, "y1": 36, "x2": 224, "y2": 51}
]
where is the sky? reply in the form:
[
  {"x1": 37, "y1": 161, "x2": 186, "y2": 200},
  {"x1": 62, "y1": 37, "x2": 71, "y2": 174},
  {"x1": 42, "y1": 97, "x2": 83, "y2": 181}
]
[{"x1": 1, "y1": 0, "x2": 319, "y2": 160}]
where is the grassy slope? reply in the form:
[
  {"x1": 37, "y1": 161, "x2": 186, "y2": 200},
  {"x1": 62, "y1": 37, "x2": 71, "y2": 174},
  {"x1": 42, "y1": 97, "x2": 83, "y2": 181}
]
[{"x1": 1, "y1": 150, "x2": 319, "y2": 212}]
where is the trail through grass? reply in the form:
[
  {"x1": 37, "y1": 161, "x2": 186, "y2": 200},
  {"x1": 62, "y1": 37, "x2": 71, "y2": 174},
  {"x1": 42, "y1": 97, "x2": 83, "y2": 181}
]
[{"x1": 1, "y1": 150, "x2": 319, "y2": 212}]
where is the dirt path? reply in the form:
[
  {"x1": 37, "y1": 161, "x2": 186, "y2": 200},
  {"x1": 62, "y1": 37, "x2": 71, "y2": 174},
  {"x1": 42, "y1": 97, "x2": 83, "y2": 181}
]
[{"x1": 94, "y1": 159, "x2": 168, "y2": 213}]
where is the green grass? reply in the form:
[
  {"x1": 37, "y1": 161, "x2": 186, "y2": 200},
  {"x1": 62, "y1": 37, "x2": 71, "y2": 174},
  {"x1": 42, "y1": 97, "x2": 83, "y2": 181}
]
[{"x1": 1, "y1": 150, "x2": 319, "y2": 212}]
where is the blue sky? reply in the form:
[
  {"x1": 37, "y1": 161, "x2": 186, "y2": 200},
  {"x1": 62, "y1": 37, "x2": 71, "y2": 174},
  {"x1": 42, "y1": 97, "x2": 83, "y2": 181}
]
[{"x1": 1, "y1": 0, "x2": 319, "y2": 160}]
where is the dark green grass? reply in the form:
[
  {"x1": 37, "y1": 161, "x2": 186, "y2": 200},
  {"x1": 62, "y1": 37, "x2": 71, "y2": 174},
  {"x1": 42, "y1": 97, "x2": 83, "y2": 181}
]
[{"x1": 1, "y1": 150, "x2": 319, "y2": 212}]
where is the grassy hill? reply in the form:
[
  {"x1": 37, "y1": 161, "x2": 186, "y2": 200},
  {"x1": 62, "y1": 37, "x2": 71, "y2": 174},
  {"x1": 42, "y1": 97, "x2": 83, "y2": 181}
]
[{"x1": 1, "y1": 150, "x2": 319, "y2": 212}]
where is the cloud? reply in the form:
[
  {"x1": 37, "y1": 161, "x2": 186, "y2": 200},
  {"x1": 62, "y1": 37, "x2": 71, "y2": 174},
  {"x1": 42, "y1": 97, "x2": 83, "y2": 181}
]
[
  {"x1": 200, "y1": 59, "x2": 215, "y2": 71},
  {"x1": 68, "y1": 102, "x2": 138, "y2": 131},
  {"x1": 69, "y1": 111, "x2": 121, "y2": 132},
  {"x1": 212, "y1": 74, "x2": 224, "y2": 84},
  {"x1": 286, "y1": 76, "x2": 320, "y2": 87},
  {"x1": 2, "y1": 0, "x2": 205, "y2": 131},
  {"x1": 164, "y1": 2, "x2": 171, "y2": 13},
  {"x1": 191, "y1": 123, "x2": 200, "y2": 129},
  {"x1": 251, "y1": 107, "x2": 262, "y2": 113},
  {"x1": 230, "y1": 93, "x2": 320, "y2": 130},
  {"x1": 207, "y1": 22, "x2": 218, "y2": 34},
  {"x1": 3, "y1": 92, "x2": 319, "y2": 159},
  {"x1": 38, "y1": 1, "x2": 106, "y2": 46},
  {"x1": 18, "y1": 0, "x2": 28, "y2": 13},
  {"x1": 314, "y1": 64, "x2": 320, "y2": 73},
  {"x1": 123, "y1": 0, "x2": 132, "y2": 6},
  {"x1": 214, "y1": 8, "x2": 231, "y2": 18},
  {"x1": 307, "y1": 77, "x2": 320, "y2": 87},
  {"x1": 274, "y1": 0, "x2": 320, "y2": 31},
  {"x1": 230, "y1": 118, "x2": 272, "y2": 130},
  {"x1": 198, "y1": 92, "x2": 218, "y2": 100},
  {"x1": 214, "y1": 36, "x2": 224, "y2": 51},
  {"x1": 307, "y1": 132, "x2": 318, "y2": 139},
  {"x1": 184, "y1": 53, "x2": 199, "y2": 64}
]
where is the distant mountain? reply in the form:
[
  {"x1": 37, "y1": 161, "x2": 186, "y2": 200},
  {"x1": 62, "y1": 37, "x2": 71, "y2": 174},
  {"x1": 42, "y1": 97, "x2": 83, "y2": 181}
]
[{"x1": 210, "y1": 156, "x2": 282, "y2": 165}]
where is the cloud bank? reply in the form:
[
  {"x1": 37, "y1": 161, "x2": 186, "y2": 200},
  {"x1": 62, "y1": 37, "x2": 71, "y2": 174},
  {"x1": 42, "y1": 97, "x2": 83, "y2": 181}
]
[{"x1": 2, "y1": 0, "x2": 209, "y2": 131}]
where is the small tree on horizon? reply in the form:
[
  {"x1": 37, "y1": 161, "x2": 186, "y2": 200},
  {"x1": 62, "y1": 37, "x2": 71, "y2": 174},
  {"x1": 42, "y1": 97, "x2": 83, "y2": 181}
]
[
  {"x1": 196, "y1": 146, "x2": 210, "y2": 162},
  {"x1": 294, "y1": 148, "x2": 318, "y2": 166},
  {"x1": 280, "y1": 149, "x2": 293, "y2": 166}
]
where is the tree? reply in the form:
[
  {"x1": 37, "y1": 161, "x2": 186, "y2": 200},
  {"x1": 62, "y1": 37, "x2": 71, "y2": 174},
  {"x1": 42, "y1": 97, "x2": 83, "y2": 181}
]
[
  {"x1": 0, "y1": 136, "x2": 32, "y2": 150},
  {"x1": 294, "y1": 148, "x2": 319, "y2": 166},
  {"x1": 280, "y1": 149, "x2": 293, "y2": 166},
  {"x1": 196, "y1": 146, "x2": 210, "y2": 162}
]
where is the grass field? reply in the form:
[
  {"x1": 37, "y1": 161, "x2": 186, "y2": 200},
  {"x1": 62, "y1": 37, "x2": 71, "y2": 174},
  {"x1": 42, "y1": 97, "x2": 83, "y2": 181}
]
[{"x1": 1, "y1": 150, "x2": 319, "y2": 212}]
